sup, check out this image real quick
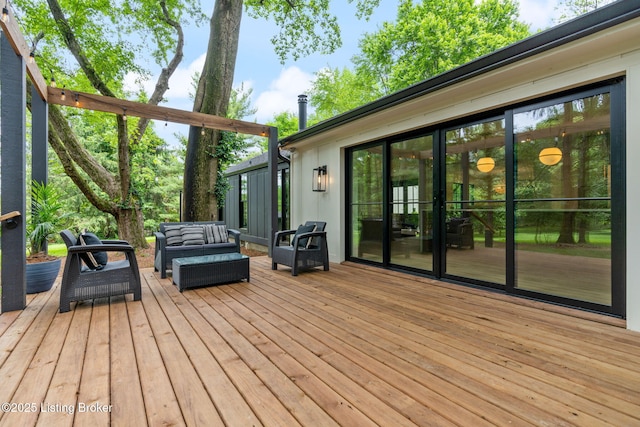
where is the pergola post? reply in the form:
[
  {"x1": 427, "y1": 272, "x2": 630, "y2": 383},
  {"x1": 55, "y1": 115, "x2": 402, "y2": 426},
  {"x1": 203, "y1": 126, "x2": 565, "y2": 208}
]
[
  {"x1": 268, "y1": 126, "x2": 279, "y2": 257},
  {"x1": 31, "y1": 83, "x2": 49, "y2": 185},
  {"x1": 1, "y1": 32, "x2": 27, "y2": 312}
]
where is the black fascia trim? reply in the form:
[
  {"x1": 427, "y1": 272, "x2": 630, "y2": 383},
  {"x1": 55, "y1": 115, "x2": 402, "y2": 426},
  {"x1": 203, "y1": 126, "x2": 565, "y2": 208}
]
[{"x1": 280, "y1": 1, "x2": 640, "y2": 147}]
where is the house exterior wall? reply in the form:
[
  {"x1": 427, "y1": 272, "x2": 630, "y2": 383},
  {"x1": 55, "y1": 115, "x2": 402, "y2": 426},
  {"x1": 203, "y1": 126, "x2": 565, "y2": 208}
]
[
  {"x1": 626, "y1": 62, "x2": 640, "y2": 331},
  {"x1": 287, "y1": 18, "x2": 640, "y2": 330}
]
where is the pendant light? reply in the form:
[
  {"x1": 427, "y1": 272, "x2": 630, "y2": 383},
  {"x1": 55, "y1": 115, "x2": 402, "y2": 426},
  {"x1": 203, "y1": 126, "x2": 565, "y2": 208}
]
[
  {"x1": 539, "y1": 133, "x2": 563, "y2": 166},
  {"x1": 477, "y1": 156, "x2": 495, "y2": 173},
  {"x1": 538, "y1": 147, "x2": 562, "y2": 165}
]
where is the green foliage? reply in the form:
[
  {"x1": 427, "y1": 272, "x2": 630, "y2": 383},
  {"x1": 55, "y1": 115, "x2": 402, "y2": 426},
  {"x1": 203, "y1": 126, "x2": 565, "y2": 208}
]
[
  {"x1": 17, "y1": 0, "x2": 203, "y2": 95},
  {"x1": 245, "y1": 0, "x2": 380, "y2": 63},
  {"x1": 309, "y1": 67, "x2": 380, "y2": 121},
  {"x1": 27, "y1": 181, "x2": 69, "y2": 256},
  {"x1": 353, "y1": 0, "x2": 531, "y2": 94}
]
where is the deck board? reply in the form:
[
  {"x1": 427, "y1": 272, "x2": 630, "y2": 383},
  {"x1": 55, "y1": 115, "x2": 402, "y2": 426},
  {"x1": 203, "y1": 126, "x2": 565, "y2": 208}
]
[{"x1": 1, "y1": 256, "x2": 639, "y2": 426}]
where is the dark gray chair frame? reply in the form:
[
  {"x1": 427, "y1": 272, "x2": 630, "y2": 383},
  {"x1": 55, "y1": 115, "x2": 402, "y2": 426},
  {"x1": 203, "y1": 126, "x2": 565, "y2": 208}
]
[
  {"x1": 272, "y1": 221, "x2": 329, "y2": 276},
  {"x1": 59, "y1": 230, "x2": 141, "y2": 313},
  {"x1": 446, "y1": 217, "x2": 475, "y2": 249}
]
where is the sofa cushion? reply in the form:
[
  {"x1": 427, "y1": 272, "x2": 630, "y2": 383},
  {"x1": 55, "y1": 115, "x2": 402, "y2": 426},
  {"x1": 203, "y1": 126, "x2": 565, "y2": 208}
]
[
  {"x1": 165, "y1": 225, "x2": 184, "y2": 246},
  {"x1": 181, "y1": 225, "x2": 205, "y2": 245}
]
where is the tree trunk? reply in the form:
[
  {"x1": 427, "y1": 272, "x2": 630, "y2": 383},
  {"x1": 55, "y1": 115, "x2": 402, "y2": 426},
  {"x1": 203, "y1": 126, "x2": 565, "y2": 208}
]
[
  {"x1": 557, "y1": 103, "x2": 576, "y2": 244},
  {"x1": 184, "y1": 0, "x2": 243, "y2": 221},
  {"x1": 116, "y1": 207, "x2": 147, "y2": 248}
]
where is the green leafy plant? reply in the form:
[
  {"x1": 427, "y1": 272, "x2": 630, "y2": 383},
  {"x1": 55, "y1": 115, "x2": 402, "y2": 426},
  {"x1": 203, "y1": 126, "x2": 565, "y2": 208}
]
[{"x1": 27, "y1": 180, "x2": 69, "y2": 259}]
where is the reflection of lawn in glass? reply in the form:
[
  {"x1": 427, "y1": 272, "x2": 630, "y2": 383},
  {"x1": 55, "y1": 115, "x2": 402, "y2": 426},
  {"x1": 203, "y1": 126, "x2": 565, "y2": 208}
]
[{"x1": 510, "y1": 230, "x2": 611, "y2": 259}]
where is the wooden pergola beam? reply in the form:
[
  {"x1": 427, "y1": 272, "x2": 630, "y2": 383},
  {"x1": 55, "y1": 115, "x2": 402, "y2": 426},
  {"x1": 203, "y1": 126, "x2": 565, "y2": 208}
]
[
  {"x1": 0, "y1": 7, "x2": 48, "y2": 101},
  {"x1": 48, "y1": 87, "x2": 270, "y2": 137}
]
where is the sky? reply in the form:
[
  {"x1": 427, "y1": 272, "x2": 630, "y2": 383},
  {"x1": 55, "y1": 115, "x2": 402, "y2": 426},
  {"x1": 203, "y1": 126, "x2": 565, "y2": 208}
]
[{"x1": 131, "y1": 0, "x2": 561, "y2": 145}]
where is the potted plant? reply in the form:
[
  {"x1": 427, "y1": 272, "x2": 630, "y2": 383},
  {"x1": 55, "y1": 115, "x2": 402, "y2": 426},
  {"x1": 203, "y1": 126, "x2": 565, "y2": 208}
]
[{"x1": 26, "y1": 180, "x2": 69, "y2": 293}]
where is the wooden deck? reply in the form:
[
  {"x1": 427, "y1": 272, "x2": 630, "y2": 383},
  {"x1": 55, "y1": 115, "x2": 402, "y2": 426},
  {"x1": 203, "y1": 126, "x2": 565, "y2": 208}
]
[{"x1": 1, "y1": 256, "x2": 639, "y2": 426}]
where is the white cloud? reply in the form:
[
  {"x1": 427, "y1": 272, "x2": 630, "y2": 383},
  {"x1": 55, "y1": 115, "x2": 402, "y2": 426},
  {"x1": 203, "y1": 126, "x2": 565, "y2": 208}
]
[
  {"x1": 123, "y1": 53, "x2": 206, "y2": 102},
  {"x1": 166, "y1": 53, "x2": 206, "y2": 99},
  {"x1": 252, "y1": 66, "x2": 315, "y2": 123},
  {"x1": 519, "y1": 0, "x2": 558, "y2": 31}
]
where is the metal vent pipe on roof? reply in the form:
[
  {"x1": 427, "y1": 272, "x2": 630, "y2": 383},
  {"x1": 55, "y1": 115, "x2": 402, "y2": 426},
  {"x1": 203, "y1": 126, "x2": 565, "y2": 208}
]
[{"x1": 298, "y1": 94, "x2": 308, "y2": 131}]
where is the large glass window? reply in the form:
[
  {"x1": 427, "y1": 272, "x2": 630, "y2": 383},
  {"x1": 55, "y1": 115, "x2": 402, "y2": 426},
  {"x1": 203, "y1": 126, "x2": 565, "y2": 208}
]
[
  {"x1": 346, "y1": 82, "x2": 622, "y2": 315},
  {"x1": 444, "y1": 118, "x2": 506, "y2": 284},
  {"x1": 350, "y1": 145, "x2": 384, "y2": 262},
  {"x1": 514, "y1": 93, "x2": 612, "y2": 305},
  {"x1": 390, "y1": 136, "x2": 434, "y2": 270}
]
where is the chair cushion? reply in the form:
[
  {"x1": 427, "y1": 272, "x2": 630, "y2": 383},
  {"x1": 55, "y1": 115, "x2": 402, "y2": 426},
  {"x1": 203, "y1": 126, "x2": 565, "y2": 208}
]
[
  {"x1": 181, "y1": 225, "x2": 205, "y2": 245},
  {"x1": 77, "y1": 232, "x2": 108, "y2": 270},
  {"x1": 294, "y1": 224, "x2": 316, "y2": 248}
]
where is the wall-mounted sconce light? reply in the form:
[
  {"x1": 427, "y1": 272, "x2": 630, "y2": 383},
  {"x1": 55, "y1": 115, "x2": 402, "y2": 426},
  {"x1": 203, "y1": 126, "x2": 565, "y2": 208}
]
[{"x1": 312, "y1": 165, "x2": 327, "y2": 192}]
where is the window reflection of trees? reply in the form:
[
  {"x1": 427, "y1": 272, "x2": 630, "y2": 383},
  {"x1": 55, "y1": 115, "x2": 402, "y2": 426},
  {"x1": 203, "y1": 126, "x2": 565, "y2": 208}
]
[{"x1": 515, "y1": 93, "x2": 611, "y2": 248}]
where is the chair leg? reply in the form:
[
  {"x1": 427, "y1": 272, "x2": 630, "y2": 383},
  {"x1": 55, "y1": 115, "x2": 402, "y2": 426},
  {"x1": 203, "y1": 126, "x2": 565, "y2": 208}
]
[{"x1": 272, "y1": 262, "x2": 277, "y2": 270}]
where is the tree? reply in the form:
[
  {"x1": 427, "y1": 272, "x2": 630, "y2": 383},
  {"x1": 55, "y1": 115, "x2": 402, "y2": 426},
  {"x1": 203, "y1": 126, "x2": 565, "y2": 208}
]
[
  {"x1": 184, "y1": 0, "x2": 380, "y2": 221},
  {"x1": 555, "y1": 0, "x2": 617, "y2": 23},
  {"x1": 15, "y1": 0, "x2": 203, "y2": 247},
  {"x1": 352, "y1": 0, "x2": 530, "y2": 95},
  {"x1": 309, "y1": 67, "x2": 380, "y2": 122}
]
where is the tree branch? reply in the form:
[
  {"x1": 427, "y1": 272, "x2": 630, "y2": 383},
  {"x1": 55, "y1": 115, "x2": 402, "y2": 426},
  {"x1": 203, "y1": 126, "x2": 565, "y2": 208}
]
[
  {"x1": 48, "y1": 104, "x2": 120, "y2": 198},
  {"x1": 134, "y1": 0, "x2": 185, "y2": 141},
  {"x1": 48, "y1": 108, "x2": 118, "y2": 215},
  {"x1": 46, "y1": 0, "x2": 116, "y2": 98}
]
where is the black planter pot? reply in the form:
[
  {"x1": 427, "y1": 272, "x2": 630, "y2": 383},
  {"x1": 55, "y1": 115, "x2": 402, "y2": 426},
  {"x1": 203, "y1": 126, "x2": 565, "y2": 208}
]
[{"x1": 26, "y1": 258, "x2": 61, "y2": 294}]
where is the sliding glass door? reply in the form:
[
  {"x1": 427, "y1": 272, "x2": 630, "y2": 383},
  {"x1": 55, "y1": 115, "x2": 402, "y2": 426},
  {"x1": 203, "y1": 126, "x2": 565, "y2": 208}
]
[
  {"x1": 346, "y1": 81, "x2": 623, "y2": 316},
  {"x1": 443, "y1": 118, "x2": 506, "y2": 285},
  {"x1": 350, "y1": 144, "x2": 384, "y2": 263},
  {"x1": 513, "y1": 92, "x2": 613, "y2": 305},
  {"x1": 390, "y1": 136, "x2": 434, "y2": 271}
]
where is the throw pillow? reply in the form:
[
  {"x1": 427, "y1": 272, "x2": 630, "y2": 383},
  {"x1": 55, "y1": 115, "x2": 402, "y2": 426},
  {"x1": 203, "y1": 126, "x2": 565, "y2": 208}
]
[
  {"x1": 203, "y1": 224, "x2": 216, "y2": 244},
  {"x1": 165, "y1": 225, "x2": 184, "y2": 246},
  {"x1": 181, "y1": 225, "x2": 205, "y2": 246},
  {"x1": 77, "y1": 232, "x2": 108, "y2": 270},
  {"x1": 294, "y1": 224, "x2": 316, "y2": 248},
  {"x1": 211, "y1": 224, "x2": 228, "y2": 243}
]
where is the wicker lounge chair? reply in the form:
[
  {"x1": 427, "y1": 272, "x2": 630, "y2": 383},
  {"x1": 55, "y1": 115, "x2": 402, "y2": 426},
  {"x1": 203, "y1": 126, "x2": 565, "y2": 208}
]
[
  {"x1": 272, "y1": 221, "x2": 329, "y2": 276},
  {"x1": 59, "y1": 230, "x2": 141, "y2": 312}
]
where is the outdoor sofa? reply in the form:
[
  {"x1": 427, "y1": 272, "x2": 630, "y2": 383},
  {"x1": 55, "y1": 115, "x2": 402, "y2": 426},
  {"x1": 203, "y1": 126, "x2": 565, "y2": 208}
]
[{"x1": 154, "y1": 221, "x2": 241, "y2": 278}]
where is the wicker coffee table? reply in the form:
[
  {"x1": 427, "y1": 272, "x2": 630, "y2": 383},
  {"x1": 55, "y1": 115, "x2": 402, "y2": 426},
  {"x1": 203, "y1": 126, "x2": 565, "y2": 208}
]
[{"x1": 172, "y1": 253, "x2": 250, "y2": 292}]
